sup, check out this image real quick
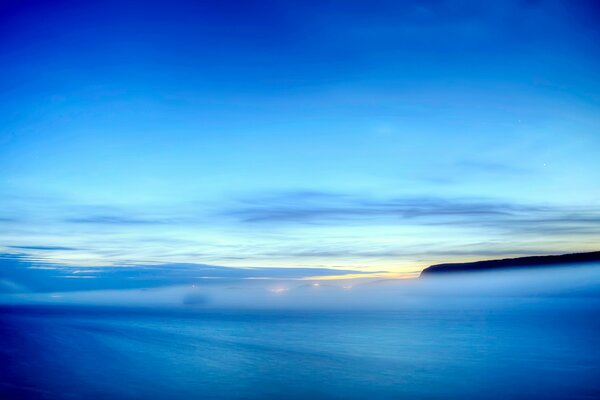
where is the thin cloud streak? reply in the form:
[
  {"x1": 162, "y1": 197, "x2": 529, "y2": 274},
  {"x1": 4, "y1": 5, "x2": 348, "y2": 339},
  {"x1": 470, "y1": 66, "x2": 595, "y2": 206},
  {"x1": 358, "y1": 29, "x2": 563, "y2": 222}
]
[
  {"x1": 225, "y1": 191, "x2": 600, "y2": 237},
  {"x1": 8, "y1": 246, "x2": 79, "y2": 251},
  {"x1": 228, "y1": 192, "x2": 538, "y2": 223},
  {"x1": 65, "y1": 215, "x2": 173, "y2": 225}
]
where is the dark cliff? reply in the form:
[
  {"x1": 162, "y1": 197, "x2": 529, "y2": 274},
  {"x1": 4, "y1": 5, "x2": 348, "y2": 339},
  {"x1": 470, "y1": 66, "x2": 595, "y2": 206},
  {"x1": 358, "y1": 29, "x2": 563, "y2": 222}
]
[{"x1": 420, "y1": 251, "x2": 600, "y2": 277}]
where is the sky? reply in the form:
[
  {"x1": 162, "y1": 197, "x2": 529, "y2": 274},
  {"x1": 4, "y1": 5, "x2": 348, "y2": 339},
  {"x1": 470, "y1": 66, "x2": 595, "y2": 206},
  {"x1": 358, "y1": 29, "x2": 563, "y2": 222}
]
[{"x1": 1, "y1": 0, "x2": 600, "y2": 284}]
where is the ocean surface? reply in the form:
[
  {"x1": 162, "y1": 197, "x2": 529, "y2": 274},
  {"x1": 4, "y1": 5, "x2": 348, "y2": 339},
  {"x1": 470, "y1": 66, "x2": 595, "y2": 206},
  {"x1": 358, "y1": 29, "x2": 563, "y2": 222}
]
[{"x1": 1, "y1": 299, "x2": 600, "y2": 400}]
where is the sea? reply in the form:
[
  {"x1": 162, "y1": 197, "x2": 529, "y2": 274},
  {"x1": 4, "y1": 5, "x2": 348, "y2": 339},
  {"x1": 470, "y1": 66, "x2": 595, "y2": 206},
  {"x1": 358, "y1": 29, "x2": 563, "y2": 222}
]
[{"x1": 1, "y1": 297, "x2": 599, "y2": 399}]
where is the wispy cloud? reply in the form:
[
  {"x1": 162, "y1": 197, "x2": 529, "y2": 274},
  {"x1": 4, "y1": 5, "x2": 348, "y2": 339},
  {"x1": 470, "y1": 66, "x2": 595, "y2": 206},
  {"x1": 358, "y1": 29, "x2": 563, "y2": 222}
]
[
  {"x1": 65, "y1": 215, "x2": 172, "y2": 225},
  {"x1": 8, "y1": 245, "x2": 79, "y2": 251},
  {"x1": 3, "y1": 190, "x2": 599, "y2": 268},
  {"x1": 261, "y1": 248, "x2": 554, "y2": 259},
  {"x1": 225, "y1": 191, "x2": 600, "y2": 238},
  {"x1": 227, "y1": 191, "x2": 536, "y2": 224}
]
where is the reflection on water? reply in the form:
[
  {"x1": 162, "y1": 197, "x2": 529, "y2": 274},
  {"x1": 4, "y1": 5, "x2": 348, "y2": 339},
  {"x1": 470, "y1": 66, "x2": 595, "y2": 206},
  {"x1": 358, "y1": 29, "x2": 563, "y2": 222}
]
[{"x1": 1, "y1": 299, "x2": 600, "y2": 399}]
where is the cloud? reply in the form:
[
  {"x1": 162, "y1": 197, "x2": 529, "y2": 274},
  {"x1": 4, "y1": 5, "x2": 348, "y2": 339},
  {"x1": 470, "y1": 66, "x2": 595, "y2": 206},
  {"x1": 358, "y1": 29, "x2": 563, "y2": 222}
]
[
  {"x1": 0, "y1": 253, "x2": 378, "y2": 294},
  {"x1": 261, "y1": 248, "x2": 554, "y2": 259},
  {"x1": 225, "y1": 191, "x2": 600, "y2": 237},
  {"x1": 226, "y1": 191, "x2": 536, "y2": 224},
  {"x1": 228, "y1": 192, "x2": 527, "y2": 223},
  {"x1": 8, "y1": 245, "x2": 79, "y2": 251},
  {"x1": 65, "y1": 215, "x2": 171, "y2": 225},
  {"x1": 4, "y1": 191, "x2": 600, "y2": 269},
  {"x1": 459, "y1": 212, "x2": 600, "y2": 236}
]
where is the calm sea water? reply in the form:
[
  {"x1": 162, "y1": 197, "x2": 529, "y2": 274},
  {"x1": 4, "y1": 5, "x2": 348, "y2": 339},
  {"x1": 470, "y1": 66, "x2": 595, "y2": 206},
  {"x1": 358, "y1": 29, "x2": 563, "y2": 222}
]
[{"x1": 1, "y1": 300, "x2": 599, "y2": 400}]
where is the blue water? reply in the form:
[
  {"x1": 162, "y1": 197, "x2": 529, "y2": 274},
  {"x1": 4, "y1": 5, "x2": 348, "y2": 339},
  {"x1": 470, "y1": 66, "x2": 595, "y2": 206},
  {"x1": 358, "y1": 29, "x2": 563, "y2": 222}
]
[{"x1": 1, "y1": 301, "x2": 600, "y2": 399}]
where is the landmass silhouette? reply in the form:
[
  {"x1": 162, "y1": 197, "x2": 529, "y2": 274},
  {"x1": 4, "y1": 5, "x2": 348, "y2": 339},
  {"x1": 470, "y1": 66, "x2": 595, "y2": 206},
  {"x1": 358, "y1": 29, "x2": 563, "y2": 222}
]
[{"x1": 420, "y1": 251, "x2": 600, "y2": 276}]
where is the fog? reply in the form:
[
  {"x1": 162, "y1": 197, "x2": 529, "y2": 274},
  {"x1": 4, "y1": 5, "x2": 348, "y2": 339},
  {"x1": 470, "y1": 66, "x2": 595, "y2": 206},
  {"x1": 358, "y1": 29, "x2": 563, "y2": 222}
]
[{"x1": 5, "y1": 262, "x2": 599, "y2": 310}]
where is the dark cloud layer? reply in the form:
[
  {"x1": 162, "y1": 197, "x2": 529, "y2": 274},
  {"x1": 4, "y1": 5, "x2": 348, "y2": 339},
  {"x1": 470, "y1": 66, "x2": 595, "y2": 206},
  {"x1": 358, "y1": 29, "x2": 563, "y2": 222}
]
[{"x1": 0, "y1": 254, "x2": 377, "y2": 294}]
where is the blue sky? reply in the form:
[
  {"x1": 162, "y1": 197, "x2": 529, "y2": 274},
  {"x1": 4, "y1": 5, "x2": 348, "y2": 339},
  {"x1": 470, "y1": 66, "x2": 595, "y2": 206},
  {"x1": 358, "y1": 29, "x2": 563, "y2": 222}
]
[{"x1": 1, "y1": 0, "x2": 600, "y2": 279}]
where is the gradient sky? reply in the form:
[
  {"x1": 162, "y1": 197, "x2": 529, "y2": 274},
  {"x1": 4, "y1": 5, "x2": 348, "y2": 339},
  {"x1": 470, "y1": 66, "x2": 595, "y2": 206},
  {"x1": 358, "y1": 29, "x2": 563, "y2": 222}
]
[{"x1": 1, "y1": 0, "x2": 600, "y2": 278}]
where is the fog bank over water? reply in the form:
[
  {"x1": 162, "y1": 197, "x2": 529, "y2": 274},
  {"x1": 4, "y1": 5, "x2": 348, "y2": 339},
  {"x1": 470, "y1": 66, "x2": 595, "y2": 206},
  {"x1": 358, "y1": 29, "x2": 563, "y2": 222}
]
[{"x1": 4, "y1": 259, "x2": 599, "y2": 309}]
